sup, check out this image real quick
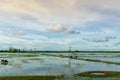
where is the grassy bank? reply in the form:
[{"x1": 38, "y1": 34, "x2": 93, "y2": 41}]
[
  {"x1": 76, "y1": 71, "x2": 120, "y2": 77},
  {"x1": 0, "y1": 76, "x2": 62, "y2": 80}
]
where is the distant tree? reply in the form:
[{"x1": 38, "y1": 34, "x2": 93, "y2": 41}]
[
  {"x1": 9, "y1": 47, "x2": 13, "y2": 52},
  {"x1": 8, "y1": 48, "x2": 21, "y2": 53},
  {"x1": 75, "y1": 50, "x2": 79, "y2": 52}
]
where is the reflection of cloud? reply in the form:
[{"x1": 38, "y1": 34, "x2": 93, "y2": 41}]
[{"x1": 48, "y1": 24, "x2": 79, "y2": 34}]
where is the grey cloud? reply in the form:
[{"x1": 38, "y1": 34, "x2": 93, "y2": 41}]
[
  {"x1": 83, "y1": 37, "x2": 109, "y2": 43},
  {"x1": 13, "y1": 31, "x2": 27, "y2": 36},
  {"x1": 83, "y1": 36, "x2": 116, "y2": 43},
  {"x1": 64, "y1": 29, "x2": 75, "y2": 34},
  {"x1": 105, "y1": 36, "x2": 116, "y2": 39}
]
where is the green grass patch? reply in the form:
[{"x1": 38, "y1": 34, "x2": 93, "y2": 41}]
[
  {"x1": 0, "y1": 76, "x2": 63, "y2": 80},
  {"x1": 76, "y1": 71, "x2": 120, "y2": 77},
  {"x1": 76, "y1": 58, "x2": 120, "y2": 65}
]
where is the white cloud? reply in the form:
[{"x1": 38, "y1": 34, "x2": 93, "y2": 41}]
[
  {"x1": 48, "y1": 24, "x2": 66, "y2": 32},
  {"x1": 0, "y1": 30, "x2": 5, "y2": 34},
  {"x1": 0, "y1": 0, "x2": 119, "y2": 32},
  {"x1": 0, "y1": 0, "x2": 105, "y2": 31},
  {"x1": 48, "y1": 24, "x2": 78, "y2": 34},
  {"x1": 102, "y1": 28, "x2": 114, "y2": 34},
  {"x1": 0, "y1": 0, "x2": 119, "y2": 50},
  {"x1": 0, "y1": 33, "x2": 78, "y2": 50}
]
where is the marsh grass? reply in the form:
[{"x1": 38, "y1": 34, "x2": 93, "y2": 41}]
[
  {"x1": 76, "y1": 71, "x2": 120, "y2": 77},
  {"x1": 0, "y1": 75, "x2": 118, "y2": 80},
  {"x1": 76, "y1": 58, "x2": 120, "y2": 65},
  {"x1": 0, "y1": 76, "x2": 63, "y2": 80},
  {"x1": 42, "y1": 53, "x2": 120, "y2": 65}
]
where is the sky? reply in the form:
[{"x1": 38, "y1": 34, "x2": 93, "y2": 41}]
[{"x1": 0, "y1": 0, "x2": 120, "y2": 51}]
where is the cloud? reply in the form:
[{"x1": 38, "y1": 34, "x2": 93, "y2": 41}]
[
  {"x1": 113, "y1": 41, "x2": 120, "y2": 47},
  {"x1": 81, "y1": 31, "x2": 104, "y2": 35},
  {"x1": 13, "y1": 31, "x2": 27, "y2": 36},
  {"x1": 48, "y1": 24, "x2": 66, "y2": 32},
  {"x1": 0, "y1": 30, "x2": 5, "y2": 34},
  {"x1": 48, "y1": 24, "x2": 79, "y2": 34},
  {"x1": 83, "y1": 37, "x2": 109, "y2": 43},
  {"x1": 0, "y1": 0, "x2": 119, "y2": 50},
  {"x1": 0, "y1": 0, "x2": 119, "y2": 32},
  {"x1": 0, "y1": 32, "x2": 78, "y2": 50},
  {"x1": 102, "y1": 28, "x2": 115, "y2": 34},
  {"x1": 0, "y1": 29, "x2": 27, "y2": 36},
  {"x1": 83, "y1": 36, "x2": 117, "y2": 43},
  {"x1": 105, "y1": 36, "x2": 116, "y2": 39},
  {"x1": 0, "y1": 0, "x2": 104, "y2": 32},
  {"x1": 64, "y1": 29, "x2": 75, "y2": 34}
]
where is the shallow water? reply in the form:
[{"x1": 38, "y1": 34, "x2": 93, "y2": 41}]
[{"x1": 0, "y1": 52, "x2": 120, "y2": 77}]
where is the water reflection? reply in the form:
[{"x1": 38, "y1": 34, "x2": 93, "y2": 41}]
[{"x1": 0, "y1": 53, "x2": 120, "y2": 77}]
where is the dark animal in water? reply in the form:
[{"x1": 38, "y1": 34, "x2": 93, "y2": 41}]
[
  {"x1": 1, "y1": 59, "x2": 8, "y2": 65},
  {"x1": 75, "y1": 56, "x2": 77, "y2": 58},
  {"x1": 69, "y1": 56, "x2": 73, "y2": 59},
  {"x1": 59, "y1": 55, "x2": 63, "y2": 57}
]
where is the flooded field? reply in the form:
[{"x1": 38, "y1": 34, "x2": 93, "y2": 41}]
[{"x1": 0, "y1": 52, "x2": 120, "y2": 80}]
